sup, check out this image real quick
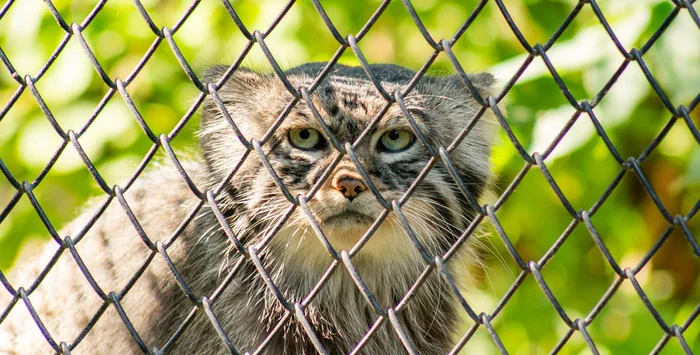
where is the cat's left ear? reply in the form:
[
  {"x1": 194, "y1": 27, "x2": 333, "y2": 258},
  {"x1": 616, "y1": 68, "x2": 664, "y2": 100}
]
[{"x1": 446, "y1": 72, "x2": 495, "y2": 100}]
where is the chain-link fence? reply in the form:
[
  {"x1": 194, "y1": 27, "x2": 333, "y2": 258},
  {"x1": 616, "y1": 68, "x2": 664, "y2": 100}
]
[{"x1": 0, "y1": 0, "x2": 699, "y2": 353}]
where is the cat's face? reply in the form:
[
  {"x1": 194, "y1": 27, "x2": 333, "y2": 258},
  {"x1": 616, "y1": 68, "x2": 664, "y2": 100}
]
[{"x1": 200, "y1": 64, "x2": 494, "y2": 264}]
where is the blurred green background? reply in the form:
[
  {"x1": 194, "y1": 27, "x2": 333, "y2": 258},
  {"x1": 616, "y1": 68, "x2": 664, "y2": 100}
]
[{"x1": 0, "y1": 0, "x2": 698, "y2": 353}]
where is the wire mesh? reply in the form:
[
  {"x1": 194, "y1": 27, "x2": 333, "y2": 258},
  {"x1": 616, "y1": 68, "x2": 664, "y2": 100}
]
[{"x1": 0, "y1": 0, "x2": 699, "y2": 354}]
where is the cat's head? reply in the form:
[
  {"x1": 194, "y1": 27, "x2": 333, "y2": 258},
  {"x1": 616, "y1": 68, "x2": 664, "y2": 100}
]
[{"x1": 200, "y1": 63, "x2": 495, "y2": 266}]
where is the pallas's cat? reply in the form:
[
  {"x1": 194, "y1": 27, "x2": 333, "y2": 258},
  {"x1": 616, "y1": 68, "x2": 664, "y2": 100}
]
[{"x1": 0, "y1": 63, "x2": 495, "y2": 354}]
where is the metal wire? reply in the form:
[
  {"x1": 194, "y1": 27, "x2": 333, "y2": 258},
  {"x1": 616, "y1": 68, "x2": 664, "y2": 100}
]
[{"x1": 0, "y1": 0, "x2": 698, "y2": 354}]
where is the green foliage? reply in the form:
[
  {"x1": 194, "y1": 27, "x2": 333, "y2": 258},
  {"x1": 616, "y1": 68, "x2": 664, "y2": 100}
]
[{"x1": 0, "y1": 0, "x2": 698, "y2": 353}]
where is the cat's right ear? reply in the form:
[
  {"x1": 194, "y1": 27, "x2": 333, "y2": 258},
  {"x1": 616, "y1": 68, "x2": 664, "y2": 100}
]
[
  {"x1": 202, "y1": 65, "x2": 265, "y2": 95},
  {"x1": 200, "y1": 66, "x2": 266, "y2": 127},
  {"x1": 200, "y1": 66, "x2": 267, "y2": 178}
]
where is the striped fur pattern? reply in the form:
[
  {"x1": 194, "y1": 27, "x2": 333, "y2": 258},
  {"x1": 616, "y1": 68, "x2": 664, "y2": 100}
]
[{"x1": 0, "y1": 63, "x2": 495, "y2": 354}]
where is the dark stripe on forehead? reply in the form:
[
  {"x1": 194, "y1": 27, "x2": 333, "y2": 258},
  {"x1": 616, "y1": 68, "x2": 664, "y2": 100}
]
[
  {"x1": 328, "y1": 105, "x2": 340, "y2": 116},
  {"x1": 341, "y1": 92, "x2": 359, "y2": 109},
  {"x1": 339, "y1": 116, "x2": 361, "y2": 140},
  {"x1": 335, "y1": 88, "x2": 377, "y2": 99},
  {"x1": 322, "y1": 85, "x2": 335, "y2": 97}
]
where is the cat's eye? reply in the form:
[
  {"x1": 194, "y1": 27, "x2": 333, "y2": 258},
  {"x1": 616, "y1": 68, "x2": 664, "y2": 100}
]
[
  {"x1": 379, "y1": 129, "x2": 415, "y2": 152},
  {"x1": 288, "y1": 128, "x2": 324, "y2": 150}
]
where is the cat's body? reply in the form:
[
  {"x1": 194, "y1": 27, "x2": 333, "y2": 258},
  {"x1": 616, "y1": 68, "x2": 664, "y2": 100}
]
[{"x1": 0, "y1": 63, "x2": 495, "y2": 354}]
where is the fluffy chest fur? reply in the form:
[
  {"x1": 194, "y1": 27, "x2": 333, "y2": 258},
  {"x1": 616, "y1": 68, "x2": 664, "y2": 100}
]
[{"x1": 149, "y1": 207, "x2": 460, "y2": 354}]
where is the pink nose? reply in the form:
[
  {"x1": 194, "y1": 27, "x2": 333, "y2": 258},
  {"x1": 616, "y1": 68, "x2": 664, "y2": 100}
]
[{"x1": 331, "y1": 175, "x2": 367, "y2": 201}]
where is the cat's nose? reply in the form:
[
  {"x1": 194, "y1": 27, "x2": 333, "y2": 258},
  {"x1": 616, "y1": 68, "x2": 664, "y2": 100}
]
[{"x1": 331, "y1": 175, "x2": 367, "y2": 201}]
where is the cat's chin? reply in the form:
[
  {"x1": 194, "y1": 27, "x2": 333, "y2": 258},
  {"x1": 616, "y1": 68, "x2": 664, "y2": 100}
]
[
  {"x1": 322, "y1": 211, "x2": 375, "y2": 226},
  {"x1": 314, "y1": 213, "x2": 376, "y2": 250}
]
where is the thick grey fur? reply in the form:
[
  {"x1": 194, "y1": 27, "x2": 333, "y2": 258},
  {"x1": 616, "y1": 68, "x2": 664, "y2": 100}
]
[{"x1": 0, "y1": 63, "x2": 496, "y2": 354}]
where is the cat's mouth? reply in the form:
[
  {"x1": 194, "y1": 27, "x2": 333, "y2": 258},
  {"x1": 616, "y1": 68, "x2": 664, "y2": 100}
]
[{"x1": 322, "y1": 210, "x2": 375, "y2": 226}]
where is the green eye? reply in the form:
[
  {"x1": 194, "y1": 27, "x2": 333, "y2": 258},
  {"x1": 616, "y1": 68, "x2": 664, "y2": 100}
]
[
  {"x1": 379, "y1": 129, "x2": 415, "y2": 152},
  {"x1": 288, "y1": 128, "x2": 323, "y2": 150}
]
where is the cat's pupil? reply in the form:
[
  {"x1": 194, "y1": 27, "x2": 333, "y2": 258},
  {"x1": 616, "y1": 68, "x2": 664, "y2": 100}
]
[
  {"x1": 388, "y1": 130, "x2": 400, "y2": 140},
  {"x1": 300, "y1": 129, "x2": 310, "y2": 139}
]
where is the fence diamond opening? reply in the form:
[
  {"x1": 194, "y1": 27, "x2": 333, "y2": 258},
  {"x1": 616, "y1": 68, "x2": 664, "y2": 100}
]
[{"x1": 0, "y1": 0, "x2": 699, "y2": 354}]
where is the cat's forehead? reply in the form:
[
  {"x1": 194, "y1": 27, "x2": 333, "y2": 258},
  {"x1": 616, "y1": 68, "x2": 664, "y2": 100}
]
[
  {"x1": 284, "y1": 74, "x2": 401, "y2": 112},
  {"x1": 290, "y1": 75, "x2": 404, "y2": 100},
  {"x1": 316, "y1": 78, "x2": 390, "y2": 117},
  {"x1": 285, "y1": 76, "x2": 423, "y2": 128}
]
